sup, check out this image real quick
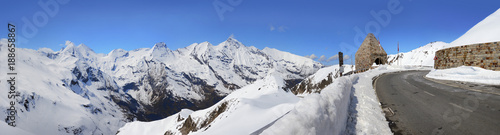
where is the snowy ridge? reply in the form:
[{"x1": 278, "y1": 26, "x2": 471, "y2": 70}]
[
  {"x1": 449, "y1": 8, "x2": 500, "y2": 47},
  {"x1": 387, "y1": 8, "x2": 500, "y2": 67},
  {"x1": 291, "y1": 64, "x2": 354, "y2": 95},
  {"x1": 0, "y1": 40, "x2": 125, "y2": 135},
  {"x1": 0, "y1": 37, "x2": 321, "y2": 135},
  {"x1": 387, "y1": 41, "x2": 448, "y2": 67}
]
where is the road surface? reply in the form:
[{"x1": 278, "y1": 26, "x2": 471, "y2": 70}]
[{"x1": 375, "y1": 70, "x2": 500, "y2": 135}]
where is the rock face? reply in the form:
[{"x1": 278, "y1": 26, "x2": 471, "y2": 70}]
[
  {"x1": 355, "y1": 33, "x2": 387, "y2": 72},
  {"x1": 434, "y1": 41, "x2": 500, "y2": 71}
]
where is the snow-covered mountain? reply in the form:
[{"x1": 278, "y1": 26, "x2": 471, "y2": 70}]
[
  {"x1": 118, "y1": 73, "x2": 299, "y2": 135},
  {"x1": 387, "y1": 41, "x2": 448, "y2": 67},
  {"x1": 0, "y1": 37, "x2": 321, "y2": 135},
  {"x1": 388, "y1": 8, "x2": 500, "y2": 67},
  {"x1": 449, "y1": 8, "x2": 500, "y2": 47}
]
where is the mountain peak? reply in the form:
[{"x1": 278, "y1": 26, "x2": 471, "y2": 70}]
[
  {"x1": 221, "y1": 35, "x2": 244, "y2": 48},
  {"x1": 153, "y1": 42, "x2": 167, "y2": 49},
  {"x1": 65, "y1": 40, "x2": 75, "y2": 47},
  {"x1": 77, "y1": 43, "x2": 95, "y2": 53}
]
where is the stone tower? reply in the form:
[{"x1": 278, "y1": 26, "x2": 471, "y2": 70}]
[{"x1": 355, "y1": 33, "x2": 387, "y2": 72}]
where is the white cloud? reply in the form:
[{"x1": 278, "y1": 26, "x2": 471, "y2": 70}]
[
  {"x1": 269, "y1": 24, "x2": 287, "y2": 32},
  {"x1": 327, "y1": 54, "x2": 339, "y2": 62},
  {"x1": 316, "y1": 54, "x2": 351, "y2": 63},
  {"x1": 305, "y1": 54, "x2": 318, "y2": 59},
  {"x1": 318, "y1": 55, "x2": 326, "y2": 62},
  {"x1": 343, "y1": 55, "x2": 350, "y2": 60},
  {"x1": 277, "y1": 26, "x2": 288, "y2": 32}
]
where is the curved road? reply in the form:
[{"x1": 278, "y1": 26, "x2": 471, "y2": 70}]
[{"x1": 375, "y1": 71, "x2": 500, "y2": 135}]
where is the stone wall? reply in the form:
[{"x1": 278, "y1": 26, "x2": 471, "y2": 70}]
[{"x1": 434, "y1": 42, "x2": 500, "y2": 71}]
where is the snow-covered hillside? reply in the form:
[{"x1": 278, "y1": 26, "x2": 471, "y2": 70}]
[
  {"x1": 118, "y1": 64, "x2": 358, "y2": 135},
  {"x1": 0, "y1": 37, "x2": 321, "y2": 135},
  {"x1": 291, "y1": 64, "x2": 354, "y2": 95},
  {"x1": 449, "y1": 8, "x2": 500, "y2": 47},
  {"x1": 118, "y1": 73, "x2": 299, "y2": 135},
  {"x1": 388, "y1": 8, "x2": 500, "y2": 67},
  {"x1": 387, "y1": 41, "x2": 448, "y2": 67}
]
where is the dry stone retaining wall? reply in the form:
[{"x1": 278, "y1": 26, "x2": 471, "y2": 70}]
[{"x1": 434, "y1": 42, "x2": 500, "y2": 71}]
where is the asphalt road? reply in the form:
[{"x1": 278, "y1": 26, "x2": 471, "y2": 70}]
[{"x1": 375, "y1": 70, "x2": 500, "y2": 135}]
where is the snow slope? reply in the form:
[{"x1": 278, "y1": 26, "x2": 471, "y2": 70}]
[
  {"x1": 291, "y1": 64, "x2": 354, "y2": 95},
  {"x1": 118, "y1": 73, "x2": 300, "y2": 135},
  {"x1": 387, "y1": 41, "x2": 448, "y2": 67},
  {"x1": 449, "y1": 8, "x2": 500, "y2": 47},
  {"x1": 426, "y1": 66, "x2": 500, "y2": 85},
  {"x1": 387, "y1": 8, "x2": 500, "y2": 67}
]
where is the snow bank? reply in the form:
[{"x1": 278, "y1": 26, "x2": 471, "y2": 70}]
[
  {"x1": 426, "y1": 66, "x2": 500, "y2": 85},
  {"x1": 261, "y1": 76, "x2": 353, "y2": 135},
  {"x1": 449, "y1": 8, "x2": 500, "y2": 47},
  {"x1": 261, "y1": 65, "x2": 429, "y2": 135},
  {"x1": 345, "y1": 65, "x2": 431, "y2": 134}
]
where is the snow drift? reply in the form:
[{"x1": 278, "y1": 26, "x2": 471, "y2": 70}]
[
  {"x1": 261, "y1": 75, "x2": 354, "y2": 135},
  {"x1": 426, "y1": 66, "x2": 500, "y2": 85}
]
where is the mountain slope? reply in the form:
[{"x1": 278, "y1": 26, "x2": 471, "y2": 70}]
[
  {"x1": 387, "y1": 41, "x2": 448, "y2": 66},
  {"x1": 118, "y1": 73, "x2": 299, "y2": 135},
  {"x1": 0, "y1": 37, "x2": 321, "y2": 135},
  {"x1": 388, "y1": 8, "x2": 500, "y2": 67},
  {"x1": 449, "y1": 8, "x2": 500, "y2": 47}
]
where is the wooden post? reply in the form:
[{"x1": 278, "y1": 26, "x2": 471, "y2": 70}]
[{"x1": 339, "y1": 52, "x2": 343, "y2": 77}]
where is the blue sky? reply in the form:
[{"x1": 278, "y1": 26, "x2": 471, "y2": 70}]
[{"x1": 1, "y1": 0, "x2": 499, "y2": 65}]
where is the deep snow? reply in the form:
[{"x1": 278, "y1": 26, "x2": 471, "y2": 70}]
[{"x1": 426, "y1": 66, "x2": 500, "y2": 85}]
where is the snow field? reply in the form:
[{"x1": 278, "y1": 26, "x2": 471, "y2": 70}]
[
  {"x1": 426, "y1": 66, "x2": 500, "y2": 85},
  {"x1": 449, "y1": 8, "x2": 500, "y2": 47}
]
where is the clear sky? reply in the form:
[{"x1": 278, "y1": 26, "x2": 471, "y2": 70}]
[{"x1": 1, "y1": 0, "x2": 499, "y2": 65}]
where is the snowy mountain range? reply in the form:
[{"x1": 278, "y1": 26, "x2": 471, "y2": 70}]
[
  {"x1": 0, "y1": 37, "x2": 321, "y2": 135},
  {"x1": 4, "y1": 7, "x2": 499, "y2": 135}
]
